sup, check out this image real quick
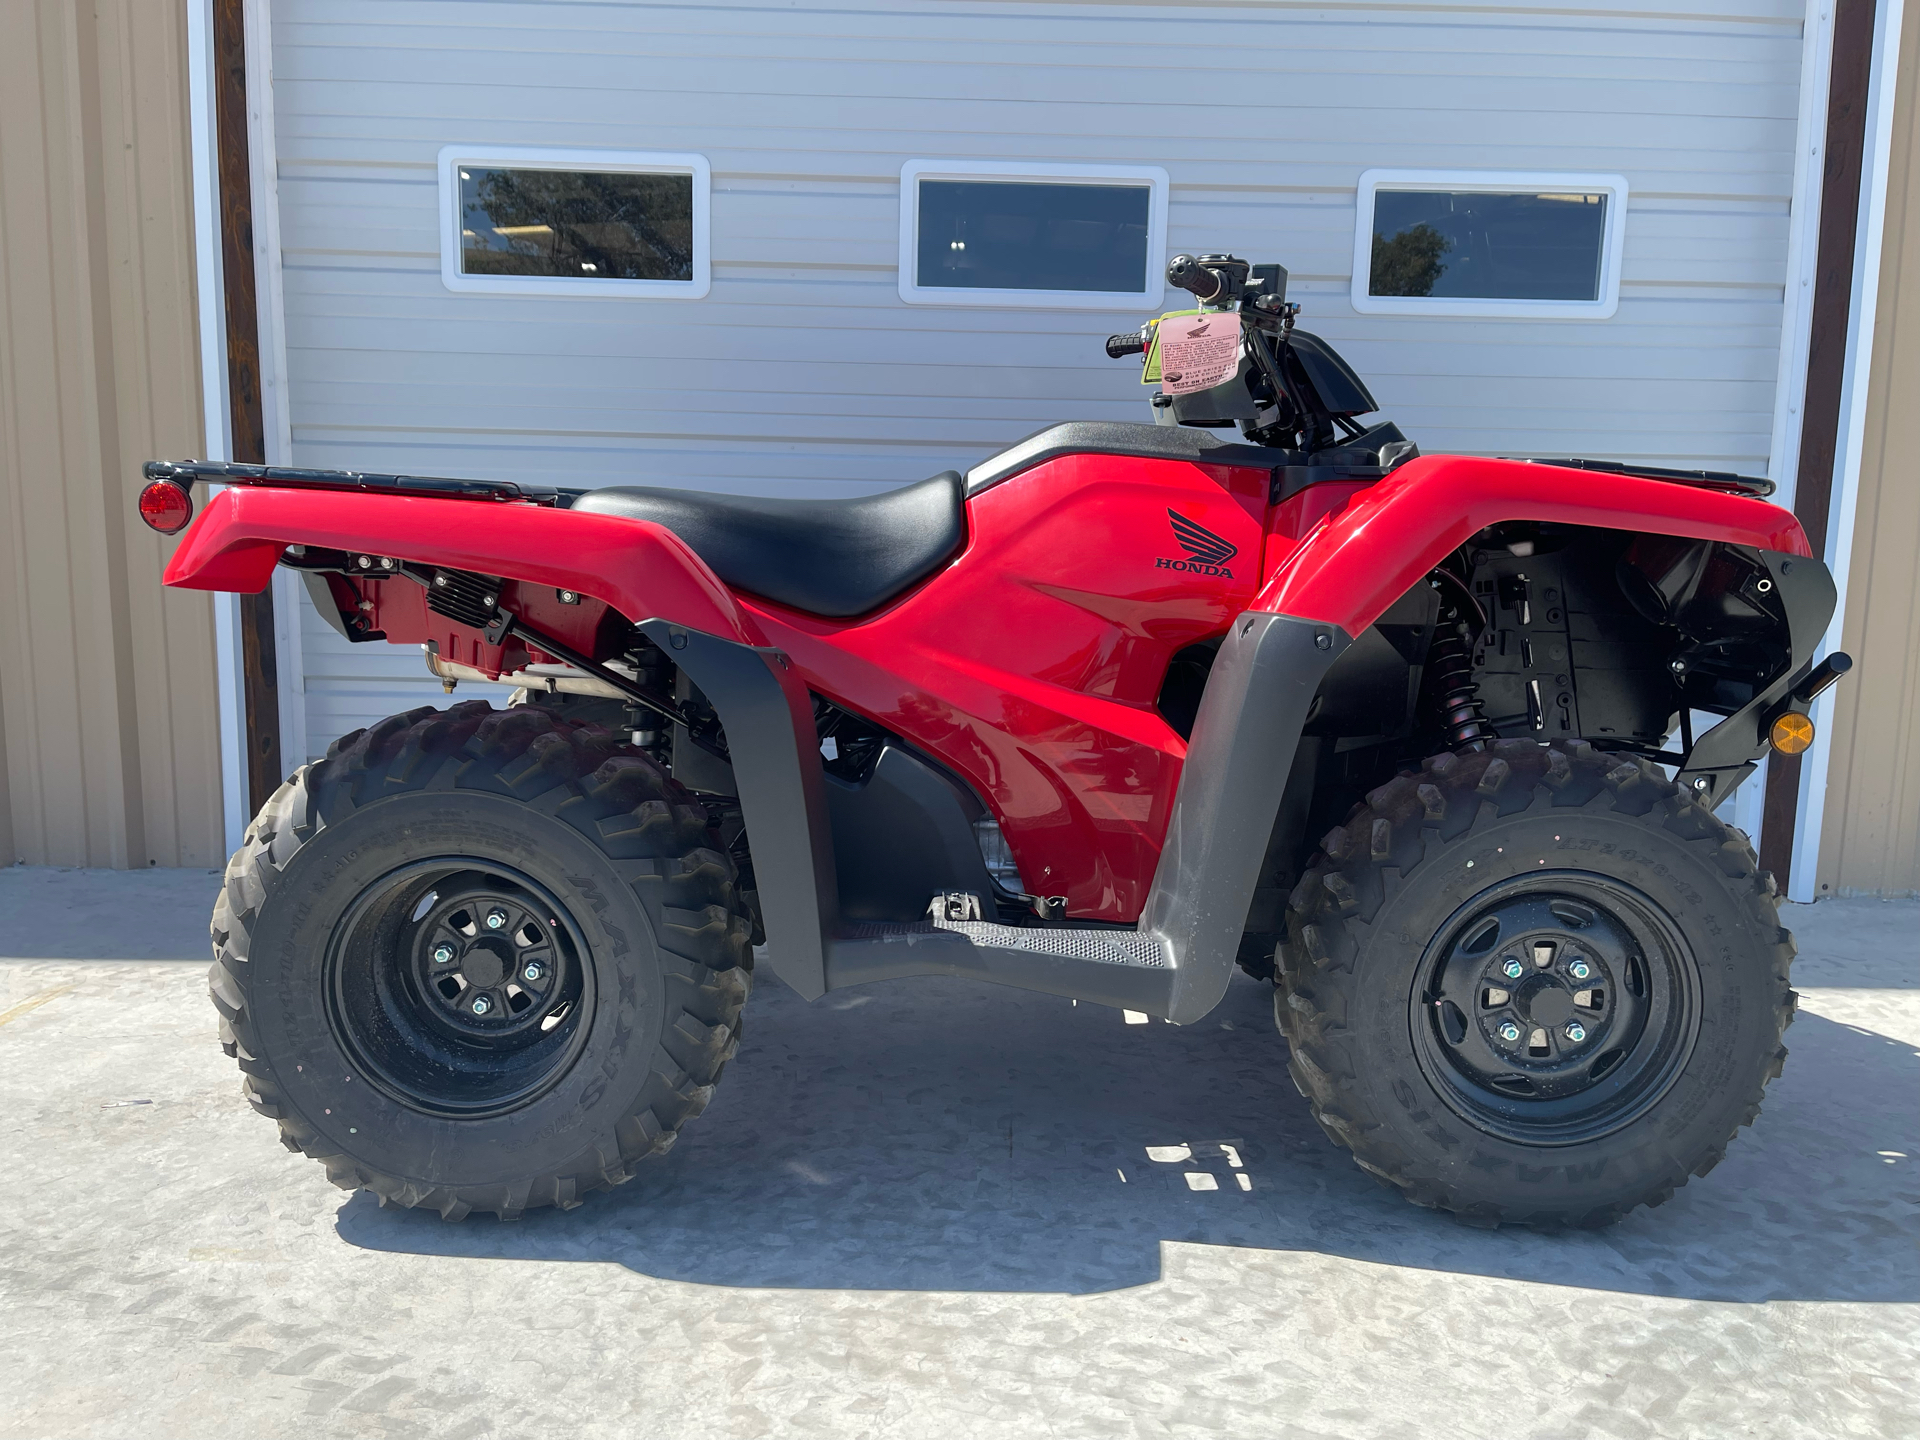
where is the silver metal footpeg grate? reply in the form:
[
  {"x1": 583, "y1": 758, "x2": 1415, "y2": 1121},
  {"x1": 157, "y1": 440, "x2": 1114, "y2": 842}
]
[{"x1": 846, "y1": 916, "x2": 1167, "y2": 968}]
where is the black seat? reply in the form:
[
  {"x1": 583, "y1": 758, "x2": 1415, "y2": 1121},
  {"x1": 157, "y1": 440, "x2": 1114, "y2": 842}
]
[{"x1": 572, "y1": 470, "x2": 965, "y2": 618}]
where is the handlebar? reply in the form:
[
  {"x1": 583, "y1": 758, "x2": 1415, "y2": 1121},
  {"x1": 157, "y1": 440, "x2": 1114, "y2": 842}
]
[
  {"x1": 1165, "y1": 253, "x2": 1227, "y2": 303},
  {"x1": 1104, "y1": 253, "x2": 1278, "y2": 360}
]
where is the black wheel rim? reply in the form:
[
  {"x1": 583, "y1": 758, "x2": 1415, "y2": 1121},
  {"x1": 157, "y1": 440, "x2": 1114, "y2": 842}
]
[
  {"x1": 1408, "y1": 874, "x2": 1700, "y2": 1146},
  {"x1": 325, "y1": 859, "x2": 594, "y2": 1118}
]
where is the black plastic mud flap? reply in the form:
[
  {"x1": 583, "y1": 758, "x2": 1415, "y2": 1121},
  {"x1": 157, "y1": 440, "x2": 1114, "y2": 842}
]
[
  {"x1": 1138, "y1": 613, "x2": 1350, "y2": 1022},
  {"x1": 637, "y1": 620, "x2": 839, "y2": 1000},
  {"x1": 659, "y1": 614, "x2": 1346, "y2": 1021}
]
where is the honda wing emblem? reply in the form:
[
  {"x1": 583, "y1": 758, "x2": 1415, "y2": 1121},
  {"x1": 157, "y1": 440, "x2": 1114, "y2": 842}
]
[{"x1": 1159, "y1": 510, "x2": 1238, "y2": 577}]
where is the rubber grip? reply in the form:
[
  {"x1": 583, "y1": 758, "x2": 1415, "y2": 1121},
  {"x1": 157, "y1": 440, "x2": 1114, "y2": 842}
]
[{"x1": 1166, "y1": 254, "x2": 1223, "y2": 301}]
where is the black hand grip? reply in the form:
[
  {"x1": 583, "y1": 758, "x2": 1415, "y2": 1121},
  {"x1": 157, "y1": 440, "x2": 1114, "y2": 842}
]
[
  {"x1": 1166, "y1": 253, "x2": 1225, "y2": 302},
  {"x1": 1105, "y1": 332, "x2": 1146, "y2": 359}
]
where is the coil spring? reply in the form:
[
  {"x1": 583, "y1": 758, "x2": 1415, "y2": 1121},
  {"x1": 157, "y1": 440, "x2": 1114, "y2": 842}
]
[{"x1": 1428, "y1": 580, "x2": 1495, "y2": 749}]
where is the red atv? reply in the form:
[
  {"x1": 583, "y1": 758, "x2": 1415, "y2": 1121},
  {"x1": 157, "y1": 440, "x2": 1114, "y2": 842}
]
[{"x1": 144, "y1": 254, "x2": 1846, "y2": 1227}]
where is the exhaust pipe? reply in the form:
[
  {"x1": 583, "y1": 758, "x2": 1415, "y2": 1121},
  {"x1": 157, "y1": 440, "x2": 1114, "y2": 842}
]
[{"x1": 421, "y1": 642, "x2": 630, "y2": 701}]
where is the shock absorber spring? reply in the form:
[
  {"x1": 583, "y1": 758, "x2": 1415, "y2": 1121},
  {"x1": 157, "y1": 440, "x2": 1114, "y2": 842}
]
[{"x1": 1427, "y1": 570, "x2": 1495, "y2": 749}]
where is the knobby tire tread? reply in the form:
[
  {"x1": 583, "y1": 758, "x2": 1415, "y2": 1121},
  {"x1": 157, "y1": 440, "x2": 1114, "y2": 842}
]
[
  {"x1": 208, "y1": 701, "x2": 754, "y2": 1220},
  {"x1": 1275, "y1": 737, "x2": 1796, "y2": 1229}
]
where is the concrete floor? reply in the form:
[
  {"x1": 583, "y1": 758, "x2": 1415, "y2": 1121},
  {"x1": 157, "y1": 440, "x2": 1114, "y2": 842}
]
[{"x1": 0, "y1": 866, "x2": 1914, "y2": 1440}]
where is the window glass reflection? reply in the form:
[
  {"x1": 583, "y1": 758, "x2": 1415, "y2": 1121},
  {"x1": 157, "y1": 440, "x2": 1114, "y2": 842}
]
[
  {"x1": 459, "y1": 167, "x2": 694, "y2": 281},
  {"x1": 1370, "y1": 191, "x2": 1608, "y2": 301},
  {"x1": 917, "y1": 180, "x2": 1150, "y2": 293}
]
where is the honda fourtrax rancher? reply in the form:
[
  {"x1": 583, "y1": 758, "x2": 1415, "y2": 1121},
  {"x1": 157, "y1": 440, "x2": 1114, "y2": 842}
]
[{"x1": 143, "y1": 254, "x2": 1849, "y2": 1227}]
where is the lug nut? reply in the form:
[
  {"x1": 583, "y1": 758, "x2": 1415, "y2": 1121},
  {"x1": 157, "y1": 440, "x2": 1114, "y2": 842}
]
[
  {"x1": 471, "y1": 995, "x2": 492, "y2": 1016},
  {"x1": 485, "y1": 909, "x2": 507, "y2": 930},
  {"x1": 432, "y1": 943, "x2": 455, "y2": 964},
  {"x1": 1497, "y1": 1021, "x2": 1522, "y2": 1043},
  {"x1": 1564, "y1": 1022, "x2": 1587, "y2": 1043},
  {"x1": 1501, "y1": 957, "x2": 1525, "y2": 980},
  {"x1": 523, "y1": 961, "x2": 544, "y2": 981},
  {"x1": 1568, "y1": 959, "x2": 1592, "y2": 981}
]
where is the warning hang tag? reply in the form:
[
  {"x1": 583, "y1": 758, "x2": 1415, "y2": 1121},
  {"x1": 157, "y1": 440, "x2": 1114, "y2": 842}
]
[
  {"x1": 1141, "y1": 309, "x2": 1198, "y2": 384},
  {"x1": 1157, "y1": 310, "x2": 1242, "y2": 396}
]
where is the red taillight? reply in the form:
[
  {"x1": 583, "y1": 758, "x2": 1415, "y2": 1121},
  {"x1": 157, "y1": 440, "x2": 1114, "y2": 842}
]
[{"x1": 138, "y1": 479, "x2": 193, "y2": 534}]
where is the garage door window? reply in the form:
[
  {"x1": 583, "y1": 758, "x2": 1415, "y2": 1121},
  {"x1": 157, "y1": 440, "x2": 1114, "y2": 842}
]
[
  {"x1": 1352, "y1": 170, "x2": 1628, "y2": 319},
  {"x1": 898, "y1": 161, "x2": 1169, "y2": 309},
  {"x1": 438, "y1": 147, "x2": 710, "y2": 298}
]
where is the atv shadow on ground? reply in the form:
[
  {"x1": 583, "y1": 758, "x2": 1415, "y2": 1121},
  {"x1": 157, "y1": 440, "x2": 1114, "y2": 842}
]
[{"x1": 337, "y1": 967, "x2": 1920, "y2": 1301}]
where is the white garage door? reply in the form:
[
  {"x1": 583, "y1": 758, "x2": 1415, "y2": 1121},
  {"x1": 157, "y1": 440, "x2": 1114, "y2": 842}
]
[{"x1": 267, "y1": 0, "x2": 1808, "y2": 760}]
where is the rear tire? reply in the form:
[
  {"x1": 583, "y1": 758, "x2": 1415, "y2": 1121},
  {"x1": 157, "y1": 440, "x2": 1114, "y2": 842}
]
[
  {"x1": 1277, "y1": 737, "x2": 1795, "y2": 1228},
  {"x1": 208, "y1": 702, "x2": 754, "y2": 1219}
]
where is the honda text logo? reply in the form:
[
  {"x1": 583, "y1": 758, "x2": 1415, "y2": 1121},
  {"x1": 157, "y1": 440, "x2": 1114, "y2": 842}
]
[{"x1": 1158, "y1": 510, "x2": 1237, "y2": 578}]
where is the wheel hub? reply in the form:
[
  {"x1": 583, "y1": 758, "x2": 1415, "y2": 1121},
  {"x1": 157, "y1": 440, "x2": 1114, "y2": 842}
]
[
  {"x1": 411, "y1": 886, "x2": 570, "y2": 1041},
  {"x1": 1410, "y1": 877, "x2": 1699, "y2": 1144},
  {"x1": 326, "y1": 862, "x2": 592, "y2": 1118},
  {"x1": 460, "y1": 947, "x2": 506, "y2": 990},
  {"x1": 1524, "y1": 983, "x2": 1575, "y2": 1029}
]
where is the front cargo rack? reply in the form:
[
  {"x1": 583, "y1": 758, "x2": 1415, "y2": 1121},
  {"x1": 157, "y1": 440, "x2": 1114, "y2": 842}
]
[
  {"x1": 1518, "y1": 456, "x2": 1775, "y2": 498},
  {"x1": 142, "y1": 459, "x2": 585, "y2": 507}
]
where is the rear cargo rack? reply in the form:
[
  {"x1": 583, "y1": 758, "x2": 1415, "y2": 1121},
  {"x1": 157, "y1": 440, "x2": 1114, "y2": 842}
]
[
  {"x1": 1519, "y1": 456, "x2": 1775, "y2": 498},
  {"x1": 142, "y1": 459, "x2": 584, "y2": 507}
]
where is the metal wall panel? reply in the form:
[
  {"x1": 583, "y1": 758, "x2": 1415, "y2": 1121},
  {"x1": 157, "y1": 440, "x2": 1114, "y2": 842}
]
[
  {"x1": 1817, "y1": 8, "x2": 1920, "y2": 900},
  {"x1": 0, "y1": 0, "x2": 226, "y2": 867},
  {"x1": 269, "y1": 0, "x2": 1810, "y2": 757}
]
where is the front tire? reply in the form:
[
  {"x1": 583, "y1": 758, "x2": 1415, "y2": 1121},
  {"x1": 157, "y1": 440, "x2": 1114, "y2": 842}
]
[
  {"x1": 208, "y1": 703, "x2": 754, "y2": 1220},
  {"x1": 1277, "y1": 738, "x2": 1795, "y2": 1228}
]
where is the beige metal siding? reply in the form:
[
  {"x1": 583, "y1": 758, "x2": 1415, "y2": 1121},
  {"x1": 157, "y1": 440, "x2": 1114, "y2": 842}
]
[
  {"x1": 1816, "y1": 8, "x2": 1920, "y2": 899},
  {"x1": 0, "y1": 0, "x2": 225, "y2": 868}
]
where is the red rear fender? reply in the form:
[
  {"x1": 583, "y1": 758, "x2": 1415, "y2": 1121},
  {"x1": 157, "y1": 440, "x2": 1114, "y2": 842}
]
[
  {"x1": 163, "y1": 485, "x2": 757, "y2": 643},
  {"x1": 1257, "y1": 455, "x2": 1812, "y2": 633}
]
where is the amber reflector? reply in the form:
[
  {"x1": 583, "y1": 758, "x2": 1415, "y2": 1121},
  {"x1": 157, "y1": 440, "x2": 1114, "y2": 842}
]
[
  {"x1": 137, "y1": 479, "x2": 192, "y2": 534},
  {"x1": 1770, "y1": 711, "x2": 1815, "y2": 755}
]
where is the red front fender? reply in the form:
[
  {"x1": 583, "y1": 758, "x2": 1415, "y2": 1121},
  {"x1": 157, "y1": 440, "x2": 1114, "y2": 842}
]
[
  {"x1": 1255, "y1": 455, "x2": 1813, "y2": 633},
  {"x1": 163, "y1": 485, "x2": 759, "y2": 644}
]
